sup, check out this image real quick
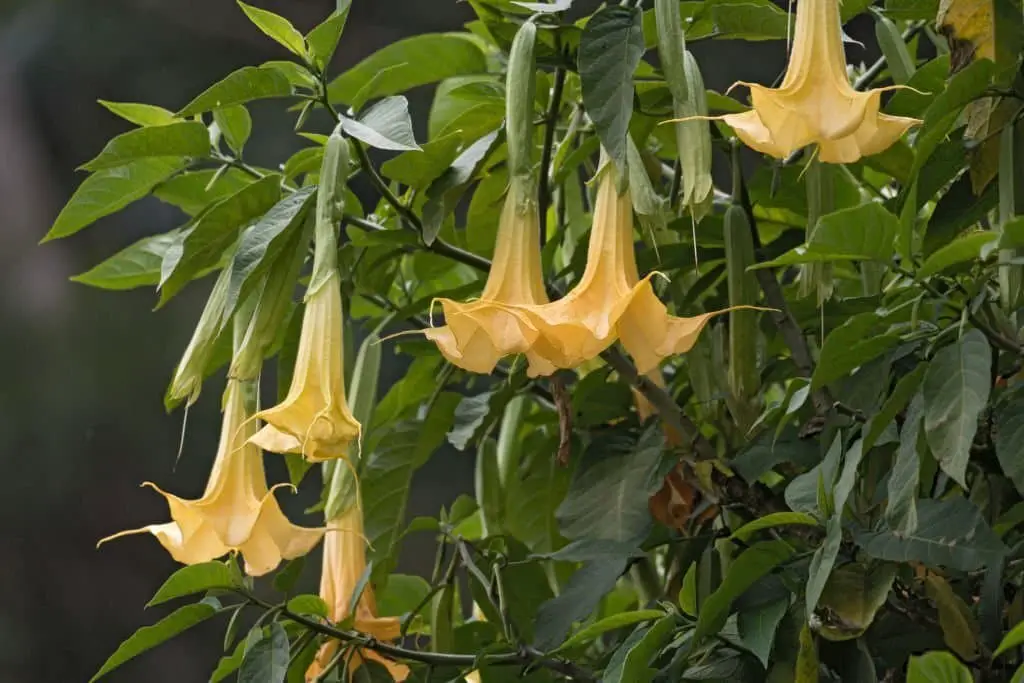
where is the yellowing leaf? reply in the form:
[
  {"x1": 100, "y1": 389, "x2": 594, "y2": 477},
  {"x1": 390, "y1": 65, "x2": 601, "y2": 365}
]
[
  {"x1": 925, "y1": 574, "x2": 981, "y2": 661},
  {"x1": 937, "y1": 0, "x2": 995, "y2": 66}
]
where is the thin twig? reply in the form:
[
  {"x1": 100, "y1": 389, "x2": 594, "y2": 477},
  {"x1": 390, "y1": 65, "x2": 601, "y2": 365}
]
[{"x1": 539, "y1": 67, "x2": 567, "y2": 249}]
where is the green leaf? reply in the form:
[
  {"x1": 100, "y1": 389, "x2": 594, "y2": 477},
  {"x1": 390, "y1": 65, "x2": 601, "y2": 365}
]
[
  {"x1": 98, "y1": 100, "x2": 178, "y2": 127},
  {"x1": 179, "y1": 66, "x2": 294, "y2": 117},
  {"x1": 381, "y1": 131, "x2": 463, "y2": 189},
  {"x1": 693, "y1": 541, "x2": 793, "y2": 648},
  {"x1": 737, "y1": 598, "x2": 788, "y2": 668},
  {"x1": 755, "y1": 202, "x2": 900, "y2": 268},
  {"x1": 238, "y1": 2, "x2": 307, "y2": 58},
  {"x1": 856, "y1": 497, "x2": 1006, "y2": 571},
  {"x1": 224, "y1": 186, "x2": 315, "y2": 319},
  {"x1": 44, "y1": 158, "x2": 185, "y2": 241},
  {"x1": 886, "y1": 393, "x2": 925, "y2": 534},
  {"x1": 90, "y1": 603, "x2": 217, "y2": 681},
  {"x1": 912, "y1": 59, "x2": 995, "y2": 175},
  {"x1": 213, "y1": 105, "x2": 253, "y2": 155},
  {"x1": 711, "y1": 2, "x2": 789, "y2": 40},
  {"x1": 812, "y1": 313, "x2": 901, "y2": 390},
  {"x1": 729, "y1": 512, "x2": 819, "y2": 543},
  {"x1": 306, "y1": 6, "x2": 350, "y2": 70},
  {"x1": 286, "y1": 594, "x2": 329, "y2": 618},
  {"x1": 923, "y1": 329, "x2": 992, "y2": 488},
  {"x1": 602, "y1": 616, "x2": 676, "y2": 683},
  {"x1": 71, "y1": 231, "x2": 181, "y2": 290},
  {"x1": 865, "y1": 363, "x2": 927, "y2": 453},
  {"x1": 505, "y1": 432, "x2": 571, "y2": 553},
  {"x1": 885, "y1": 0, "x2": 939, "y2": 20},
  {"x1": 159, "y1": 174, "x2": 283, "y2": 303},
  {"x1": 816, "y1": 562, "x2": 897, "y2": 641},
  {"x1": 905, "y1": 651, "x2": 973, "y2": 683},
  {"x1": 556, "y1": 426, "x2": 669, "y2": 545},
  {"x1": 238, "y1": 622, "x2": 289, "y2": 683},
  {"x1": 534, "y1": 558, "x2": 631, "y2": 650},
  {"x1": 377, "y1": 574, "x2": 431, "y2": 617},
  {"x1": 147, "y1": 561, "x2": 237, "y2": 607},
  {"x1": 996, "y1": 393, "x2": 1024, "y2": 497},
  {"x1": 340, "y1": 96, "x2": 421, "y2": 152},
  {"x1": 579, "y1": 5, "x2": 644, "y2": 175},
  {"x1": 328, "y1": 33, "x2": 488, "y2": 105},
  {"x1": 554, "y1": 610, "x2": 666, "y2": 653},
  {"x1": 918, "y1": 231, "x2": 997, "y2": 277},
  {"x1": 210, "y1": 637, "x2": 247, "y2": 683},
  {"x1": 422, "y1": 129, "x2": 500, "y2": 244},
  {"x1": 995, "y1": 620, "x2": 1024, "y2": 658},
  {"x1": 152, "y1": 168, "x2": 254, "y2": 216},
  {"x1": 81, "y1": 121, "x2": 210, "y2": 171}
]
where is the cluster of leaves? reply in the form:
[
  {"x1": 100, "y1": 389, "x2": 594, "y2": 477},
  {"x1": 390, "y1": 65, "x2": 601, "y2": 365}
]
[{"x1": 46, "y1": 0, "x2": 1024, "y2": 681}]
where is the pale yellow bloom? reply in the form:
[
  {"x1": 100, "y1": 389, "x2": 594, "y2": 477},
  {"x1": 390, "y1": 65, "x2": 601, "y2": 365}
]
[
  {"x1": 425, "y1": 182, "x2": 549, "y2": 374},
  {"x1": 100, "y1": 380, "x2": 324, "y2": 576},
  {"x1": 251, "y1": 272, "x2": 360, "y2": 462},
  {"x1": 719, "y1": 0, "x2": 920, "y2": 163},
  {"x1": 517, "y1": 170, "x2": 723, "y2": 376},
  {"x1": 306, "y1": 507, "x2": 409, "y2": 682}
]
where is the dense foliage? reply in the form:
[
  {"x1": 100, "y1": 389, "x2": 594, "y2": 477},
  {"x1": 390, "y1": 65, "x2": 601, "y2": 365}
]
[{"x1": 45, "y1": 0, "x2": 1024, "y2": 680}]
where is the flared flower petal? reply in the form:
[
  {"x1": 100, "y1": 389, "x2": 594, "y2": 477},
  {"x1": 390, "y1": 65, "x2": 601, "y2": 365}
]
[
  {"x1": 100, "y1": 380, "x2": 325, "y2": 577},
  {"x1": 307, "y1": 507, "x2": 409, "y2": 682},
  {"x1": 717, "y1": 0, "x2": 920, "y2": 162},
  {"x1": 251, "y1": 272, "x2": 360, "y2": 463},
  {"x1": 516, "y1": 170, "x2": 728, "y2": 376},
  {"x1": 425, "y1": 184, "x2": 549, "y2": 374}
]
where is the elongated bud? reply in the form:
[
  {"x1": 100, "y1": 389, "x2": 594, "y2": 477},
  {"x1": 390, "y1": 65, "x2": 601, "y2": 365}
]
[
  {"x1": 655, "y1": 0, "x2": 713, "y2": 220},
  {"x1": 724, "y1": 203, "x2": 760, "y2": 401},
  {"x1": 165, "y1": 266, "x2": 232, "y2": 410},
  {"x1": 874, "y1": 14, "x2": 915, "y2": 85},
  {"x1": 999, "y1": 118, "x2": 1024, "y2": 311},
  {"x1": 506, "y1": 21, "x2": 537, "y2": 188},
  {"x1": 311, "y1": 123, "x2": 349, "y2": 292}
]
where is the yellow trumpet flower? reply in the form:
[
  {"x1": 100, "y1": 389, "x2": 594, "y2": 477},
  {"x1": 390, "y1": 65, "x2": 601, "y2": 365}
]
[
  {"x1": 251, "y1": 273, "x2": 360, "y2": 462},
  {"x1": 424, "y1": 182, "x2": 549, "y2": 374},
  {"x1": 306, "y1": 506, "x2": 409, "y2": 682},
  {"x1": 100, "y1": 379, "x2": 324, "y2": 576},
  {"x1": 718, "y1": 0, "x2": 920, "y2": 163},
  {"x1": 518, "y1": 169, "x2": 724, "y2": 376}
]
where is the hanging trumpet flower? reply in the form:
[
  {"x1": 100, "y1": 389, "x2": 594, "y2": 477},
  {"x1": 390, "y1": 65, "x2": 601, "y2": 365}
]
[
  {"x1": 99, "y1": 377, "x2": 324, "y2": 577},
  {"x1": 250, "y1": 125, "x2": 360, "y2": 463},
  {"x1": 424, "y1": 21, "x2": 549, "y2": 375},
  {"x1": 713, "y1": 0, "x2": 920, "y2": 163},
  {"x1": 306, "y1": 504, "x2": 409, "y2": 682},
  {"x1": 517, "y1": 163, "x2": 728, "y2": 376}
]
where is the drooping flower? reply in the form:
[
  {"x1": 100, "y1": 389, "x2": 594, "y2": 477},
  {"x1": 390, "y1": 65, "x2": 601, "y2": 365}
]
[
  {"x1": 250, "y1": 272, "x2": 361, "y2": 463},
  {"x1": 306, "y1": 506, "x2": 409, "y2": 682},
  {"x1": 424, "y1": 182, "x2": 549, "y2": 373},
  {"x1": 516, "y1": 168, "x2": 726, "y2": 376},
  {"x1": 100, "y1": 379, "x2": 324, "y2": 576},
  {"x1": 717, "y1": 0, "x2": 920, "y2": 163}
]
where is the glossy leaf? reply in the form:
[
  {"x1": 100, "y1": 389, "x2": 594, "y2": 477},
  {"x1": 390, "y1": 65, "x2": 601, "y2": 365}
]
[
  {"x1": 147, "y1": 561, "x2": 238, "y2": 607},
  {"x1": 340, "y1": 96, "x2": 421, "y2": 151},
  {"x1": 179, "y1": 66, "x2": 294, "y2": 117},
  {"x1": 72, "y1": 231, "x2": 182, "y2": 291},
  {"x1": 81, "y1": 121, "x2": 210, "y2": 171}
]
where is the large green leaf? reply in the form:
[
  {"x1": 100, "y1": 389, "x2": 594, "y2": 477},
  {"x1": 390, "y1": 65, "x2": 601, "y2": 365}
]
[
  {"x1": 812, "y1": 313, "x2": 900, "y2": 389},
  {"x1": 72, "y1": 231, "x2": 182, "y2": 291},
  {"x1": 152, "y1": 168, "x2": 255, "y2": 216},
  {"x1": 238, "y1": 622, "x2": 289, "y2": 683},
  {"x1": 98, "y1": 100, "x2": 178, "y2": 127},
  {"x1": 912, "y1": 59, "x2": 995, "y2": 175},
  {"x1": 90, "y1": 603, "x2": 218, "y2": 681},
  {"x1": 905, "y1": 651, "x2": 973, "y2": 683},
  {"x1": 380, "y1": 131, "x2": 463, "y2": 189},
  {"x1": 224, "y1": 186, "x2": 315, "y2": 319},
  {"x1": 554, "y1": 610, "x2": 666, "y2": 654},
  {"x1": 179, "y1": 66, "x2": 294, "y2": 117},
  {"x1": 340, "y1": 95, "x2": 421, "y2": 152},
  {"x1": 856, "y1": 497, "x2": 1006, "y2": 571},
  {"x1": 306, "y1": 8, "x2": 350, "y2": 70},
  {"x1": 534, "y1": 557, "x2": 631, "y2": 650},
  {"x1": 756, "y1": 202, "x2": 900, "y2": 268},
  {"x1": 602, "y1": 617, "x2": 676, "y2": 683},
  {"x1": 886, "y1": 393, "x2": 925, "y2": 534},
  {"x1": 147, "y1": 561, "x2": 238, "y2": 607},
  {"x1": 556, "y1": 426, "x2": 669, "y2": 545},
  {"x1": 816, "y1": 562, "x2": 897, "y2": 641},
  {"x1": 996, "y1": 393, "x2": 1024, "y2": 497},
  {"x1": 505, "y1": 432, "x2": 571, "y2": 554},
  {"x1": 737, "y1": 598, "x2": 789, "y2": 668},
  {"x1": 923, "y1": 330, "x2": 991, "y2": 488},
  {"x1": 918, "y1": 231, "x2": 997, "y2": 277},
  {"x1": 710, "y1": 2, "x2": 789, "y2": 40},
  {"x1": 692, "y1": 540, "x2": 793, "y2": 647},
  {"x1": 328, "y1": 33, "x2": 488, "y2": 105},
  {"x1": 43, "y1": 158, "x2": 184, "y2": 241},
  {"x1": 82, "y1": 121, "x2": 210, "y2": 171},
  {"x1": 579, "y1": 5, "x2": 644, "y2": 175},
  {"x1": 159, "y1": 174, "x2": 283, "y2": 303}
]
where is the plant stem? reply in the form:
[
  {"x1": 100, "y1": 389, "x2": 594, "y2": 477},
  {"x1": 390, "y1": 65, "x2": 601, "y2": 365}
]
[{"x1": 539, "y1": 66, "x2": 567, "y2": 249}]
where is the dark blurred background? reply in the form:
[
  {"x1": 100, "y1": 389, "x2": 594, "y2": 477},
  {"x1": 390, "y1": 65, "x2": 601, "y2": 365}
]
[{"x1": 0, "y1": 1, "x2": 878, "y2": 680}]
